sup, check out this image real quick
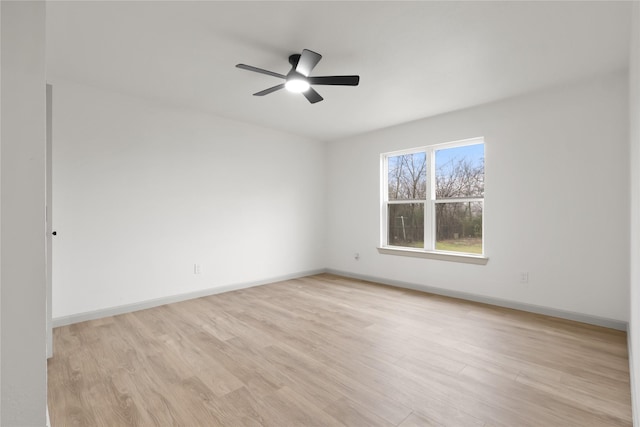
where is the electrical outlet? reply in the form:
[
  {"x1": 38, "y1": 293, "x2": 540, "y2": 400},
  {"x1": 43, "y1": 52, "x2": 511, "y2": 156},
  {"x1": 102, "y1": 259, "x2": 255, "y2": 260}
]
[
  {"x1": 519, "y1": 272, "x2": 529, "y2": 284},
  {"x1": 194, "y1": 264, "x2": 202, "y2": 275}
]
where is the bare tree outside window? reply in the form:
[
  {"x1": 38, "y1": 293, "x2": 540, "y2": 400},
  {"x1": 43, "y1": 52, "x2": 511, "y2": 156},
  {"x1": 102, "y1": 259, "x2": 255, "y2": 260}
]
[
  {"x1": 387, "y1": 153, "x2": 426, "y2": 247},
  {"x1": 388, "y1": 153, "x2": 427, "y2": 200},
  {"x1": 435, "y1": 144, "x2": 484, "y2": 254},
  {"x1": 383, "y1": 140, "x2": 484, "y2": 255}
]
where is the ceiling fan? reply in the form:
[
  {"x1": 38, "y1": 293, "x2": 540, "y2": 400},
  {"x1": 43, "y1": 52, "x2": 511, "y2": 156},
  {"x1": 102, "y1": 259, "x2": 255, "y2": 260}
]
[{"x1": 236, "y1": 49, "x2": 359, "y2": 104}]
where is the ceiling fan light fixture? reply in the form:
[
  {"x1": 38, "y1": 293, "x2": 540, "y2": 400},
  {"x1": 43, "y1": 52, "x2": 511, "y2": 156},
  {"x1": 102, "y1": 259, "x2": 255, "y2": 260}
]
[
  {"x1": 236, "y1": 49, "x2": 359, "y2": 103},
  {"x1": 285, "y1": 78, "x2": 310, "y2": 93}
]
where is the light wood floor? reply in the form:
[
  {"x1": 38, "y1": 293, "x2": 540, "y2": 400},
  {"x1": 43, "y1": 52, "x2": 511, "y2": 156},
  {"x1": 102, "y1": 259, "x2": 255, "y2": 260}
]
[{"x1": 48, "y1": 274, "x2": 632, "y2": 426}]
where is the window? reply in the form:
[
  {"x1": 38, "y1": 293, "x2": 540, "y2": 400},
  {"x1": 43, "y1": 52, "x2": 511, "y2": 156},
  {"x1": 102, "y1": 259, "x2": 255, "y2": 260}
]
[{"x1": 381, "y1": 138, "x2": 485, "y2": 260}]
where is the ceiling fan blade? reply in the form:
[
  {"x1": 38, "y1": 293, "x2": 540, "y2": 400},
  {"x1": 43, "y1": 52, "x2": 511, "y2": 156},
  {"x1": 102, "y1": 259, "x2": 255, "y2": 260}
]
[
  {"x1": 296, "y1": 49, "x2": 322, "y2": 77},
  {"x1": 236, "y1": 64, "x2": 286, "y2": 79},
  {"x1": 302, "y1": 87, "x2": 323, "y2": 104},
  {"x1": 253, "y1": 84, "x2": 285, "y2": 96},
  {"x1": 308, "y1": 75, "x2": 360, "y2": 86}
]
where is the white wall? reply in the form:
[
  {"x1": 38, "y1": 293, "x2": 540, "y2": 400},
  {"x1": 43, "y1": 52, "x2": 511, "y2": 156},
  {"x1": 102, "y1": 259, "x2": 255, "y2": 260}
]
[
  {"x1": 52, "y1": 79, "x2": 325, "y2": 319},
  {"x1": 327, "y1": 71, "x2": 629, "y2": 323},
  {"x1": 0, "y1": 1, "x2": 47, "y2": 425},
  {"x1": 629, "y1": 2, "x2": 639, "y2": 425}
]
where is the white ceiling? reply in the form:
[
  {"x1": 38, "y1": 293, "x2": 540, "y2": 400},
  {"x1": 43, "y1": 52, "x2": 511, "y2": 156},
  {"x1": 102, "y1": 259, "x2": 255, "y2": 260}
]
[{"x1": 46, "y1": 1, "x2": 631, "y2": 142}]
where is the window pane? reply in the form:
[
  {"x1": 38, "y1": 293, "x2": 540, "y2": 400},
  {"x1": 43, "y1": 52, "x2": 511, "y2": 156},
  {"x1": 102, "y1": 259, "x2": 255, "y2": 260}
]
[
  {"x1": 388, "y1": 203, "x2": 424, "y2": 248},
  {"x1": 435, "y1": 202, "x2": 482, "y2": 254},
  {"x1": 388, "y1": 152, "x2": 427, "y2": 200},
  {"x1": 435, "y1": 144, "x2": 484, "y2": 199}
]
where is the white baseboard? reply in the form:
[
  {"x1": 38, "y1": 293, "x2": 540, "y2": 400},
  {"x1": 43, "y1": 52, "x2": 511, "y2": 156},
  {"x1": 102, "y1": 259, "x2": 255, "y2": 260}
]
[
  {"x1": 53, "y1": 268, "x2": 628, "y2": 332},
  {"x1": 326, "y1": 269, "x2": 628, "y2": 331},
  {"x1": 52, "y1": 269, "x2": 325, "y2": 327},
  {"x1": 628, "y1": 324, "x2": 639, "y2": 427}
]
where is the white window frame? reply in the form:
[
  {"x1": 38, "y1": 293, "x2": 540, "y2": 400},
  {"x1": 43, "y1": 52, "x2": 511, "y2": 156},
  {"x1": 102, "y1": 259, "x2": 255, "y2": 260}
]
[{"x1": 378, "y1": 137, "x2": 488, "y2": 265}]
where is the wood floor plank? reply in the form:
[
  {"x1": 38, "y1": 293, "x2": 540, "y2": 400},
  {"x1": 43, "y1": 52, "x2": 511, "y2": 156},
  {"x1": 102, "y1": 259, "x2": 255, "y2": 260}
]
[
  {"x1": 322, "y1": 397, "x2": 396, "y2": 427},
  {"x1": 48, "y1": 273, "x2": 632, "y2": 426},
  {"x1": 397, "y1": 412, "x2": 443, "y2": 427}
]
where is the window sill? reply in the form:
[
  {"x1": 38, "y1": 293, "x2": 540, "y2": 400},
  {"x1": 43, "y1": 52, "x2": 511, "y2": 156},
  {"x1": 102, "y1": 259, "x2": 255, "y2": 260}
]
[{"x1": 377, "y1": 246, "x2": 489, "y2": 265}]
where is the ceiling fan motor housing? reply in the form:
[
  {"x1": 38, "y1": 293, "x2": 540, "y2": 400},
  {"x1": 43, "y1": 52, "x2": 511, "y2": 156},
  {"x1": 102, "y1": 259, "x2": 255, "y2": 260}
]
[{"x1": 288, "y1": 54, "x2": 301, "y2": 67}]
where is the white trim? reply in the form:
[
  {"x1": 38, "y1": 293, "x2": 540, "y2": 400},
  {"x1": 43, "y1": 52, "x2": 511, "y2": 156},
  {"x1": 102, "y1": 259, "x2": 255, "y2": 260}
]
[
  {"x1": 326, "y1": 269, "x2": 628, "y2": 331},
  {"x1": 381, "y1": 138, "x2": 485, "y2": 255},
  {"x1": 46, "y1": 83, "x2": 53, "y2": 359},
  {"x1": 378, "y1": 246, "x2": 488, "y2": 264},
  {"x1": 427, "y1": 148, "x2": 435, "y2": 247},
  {"x1": 627, "y1": 326, "x2": 638, "y2": 427},
  {"x1": 388, "y1": 199, "x2": 428, "y2": 205},
  {"x1": 52, "y1": 269, "x2": 325, "y2": 327},
  {"x1": 430, "y1": 136, "x2": 486, "y2": 150},
  {"x1": 380, "y1": 154, "x2": 388, "y2": 247},
  {"x1": 433, "y1": 197, "x2": 483, "y2": 204}
]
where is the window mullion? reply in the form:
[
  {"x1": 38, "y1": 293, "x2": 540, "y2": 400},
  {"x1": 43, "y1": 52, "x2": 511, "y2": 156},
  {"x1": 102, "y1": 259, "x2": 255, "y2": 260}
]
[
  {"x1": 389, "y1": 200, "x2": 424, "y2": 205},
  {"x1": 381, "y1": 155, "x2": 388, "y2": 246},
  {"x1": 434, "y1": 197, "x2": 483, "y2": 204},
  {"x1": 424, "y1": 148, "x2": 435, "y2": 250}
]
